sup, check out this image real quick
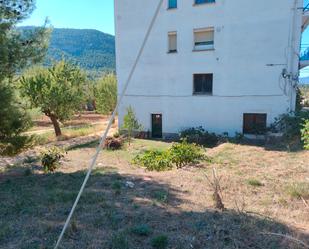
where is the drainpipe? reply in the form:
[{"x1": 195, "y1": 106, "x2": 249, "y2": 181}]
[{"x1": 287, "y1": 0, "x2": 300, "y2": 111}]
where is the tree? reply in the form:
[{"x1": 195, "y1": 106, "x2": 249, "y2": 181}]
[
  {"x1": 20, "y1": 61, "x2": 86, "y2": 137},
  {"x1": 95, "y1": 73, "x2": 117, "y2": 114},
  {"x1": 0, "y1": 83, "x2": 31, "y2": 139},
  {"x1": 0, "y1": 0, "x2": 50, "y2": 139},
  {"x1": 122, "y1": 106, "x2": 142, "y2": 145}
]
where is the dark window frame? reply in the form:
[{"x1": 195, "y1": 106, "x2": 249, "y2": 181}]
[
  {"x1": 243, "y1": 113, "x2": 267, "y2": 135},
  {"x1": 193, "y1": 74, "x2": 213, "y2": 95}
]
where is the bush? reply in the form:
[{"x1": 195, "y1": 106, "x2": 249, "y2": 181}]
[
  {"x1": 41, "y1": 146, "x2": 65, "y2": 173},
  {"x1": 271, "y1": 111, "x2": 309, "y2": 149},
  {"x1": 132, "y1": 150, "x2": 173, "y2": 172},
  {"x1": 169, "y1": 139, "x2": 205, "y2": 168},
  {"x1": 151, "y1": 235, "x2": 168, "y2": 249},
  {"x1": 132, "y1": 140, "x2": 206, "y2": 171},
  {"x1": 104, "y1": 136, "x2": 124, "y2": 150},
  {"x1": 247, "y1": 179, "x2": 264, "y2": 187},
  {"x1": 0, "y1": 135, "x2": 37, "y2": 156},
  {"x1": 180, "y1": 126, "x2": 219, "y2": 147},
  {"x1": 301, "y1": 119, "x2": 309, "y2": 150}
]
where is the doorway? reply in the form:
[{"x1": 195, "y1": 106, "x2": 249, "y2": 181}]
[{"x1": 151, "y1": 114, "x2": 162, "y2": 138}]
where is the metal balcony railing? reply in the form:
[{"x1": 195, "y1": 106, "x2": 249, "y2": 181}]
[{"x1": 300, "y1": 48, "x2": 309, "y2": 61}]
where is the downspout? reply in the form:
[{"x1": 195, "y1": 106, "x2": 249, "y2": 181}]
[{"x1": 287, "y1": 0, "x2": 299, "y2": 111}]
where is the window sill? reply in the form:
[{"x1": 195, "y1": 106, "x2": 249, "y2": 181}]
[
  {"x1": 192, "y1": 48, "x2": 215, "y2": 52},
  {"x1": 167, "y1": 7, "x2": 177, "y2": 10},
  {"x1": 167, "y1": 51, "x2": 178, "y2": 54},
  {"x1": 193, "y1": 93, "x2": 213, "y2": 96}
]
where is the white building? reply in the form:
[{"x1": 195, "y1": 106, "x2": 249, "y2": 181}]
[{"x1": 115, "y1": 0, "x2": 308, "y2": 138}]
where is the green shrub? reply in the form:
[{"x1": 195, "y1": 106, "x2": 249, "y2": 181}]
[
  {"x1": 132, "y1": 140, "x2": 206, "y2": 171},
  {"x1": 271, "y1": 111, "x2": 309, "y2": 149},
  {"x1": 247, "y1": 179, "x2": 264, "y2": 187},
  {"x1": 169, "y1": 139, "x2": 205, "y2": 168},
  {"x1": 131, "y1": 224, "x2": 152, "y2": 236},
  {"x1": 151, "y1": 235, "x2": 168, "y2": 249},
  {"x1": 180, "y1": 126, "x2": 219, "y2": 147},
  {"x1": 41, "y1": 146, "x2": 65, "y2": 173},
  {"x1": 132, "y1": 150, "x2": 173, "y2": 171},
  {"x1": 301, "y1": 119, "x2": 309, "y2": 150},
  {"x1": 0, "y1": 136, "x2": 37, "y2": 156}
]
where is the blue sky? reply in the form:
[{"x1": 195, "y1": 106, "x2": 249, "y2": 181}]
[
  {"x1": 20, "y1": 0, "x2": 309, "y2": 77},
  {"x1": 21, "y1": 0, "x2": 115, "y2": 35}
]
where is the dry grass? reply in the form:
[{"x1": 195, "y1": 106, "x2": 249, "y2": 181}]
[{"x1": 0, "y1": 140, "x2": 309, "y2": 248}]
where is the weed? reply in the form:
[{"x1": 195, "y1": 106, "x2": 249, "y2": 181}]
[
  {"x1": 131, "y1": 224, "x2": 152, "y2": 236},
  {"x1": 247, "y1": 179, "x2": 264, "y2": 187},
  {"x1": 286, "y1": 182, "x2": 309, "y2": 199},
  {"x1": 205, "y1": 168, "x2": 225, "y2": 211},
  {"x1": 151, "y1": 235, "x2": 168, "y2": 249}
]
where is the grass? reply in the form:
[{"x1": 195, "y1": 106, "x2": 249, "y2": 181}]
[
  {"x1": 0, "y1": 140, "x2": 309, "y2": 248},
  {"x1": 151, "y1": 235, "x2": 168, "y2": 249},
  {"x1": 286, "y1": 182, "x2": 309, "y2": 199},
  {"x1": 247, "y1": 178, "x2": 264, "y2": 187},
  {"x1": 35, "y1": 123, "x2": 106, "y2": 145},
  {"x1": 131, "y1": 224, "x2": 152, "y2": 236}
]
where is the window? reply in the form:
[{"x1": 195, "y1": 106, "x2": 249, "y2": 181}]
[
  {"x1": 194, "y1": 28, "x2": 214, "y2": 51},
  {"x1": 193, "y1": 74, "x2": 213, "y2": 95},
  {"x1": 195, "y1": 0, "x2": 215, "y2": 4},
  {"x1": 168, "y1": 0, "x2": 177, "y2": 9},
  {"x1": 243, "y1": 114, "x2": 267, "y2": 134},
  {"x1": 168, "y1": 32, "x2": 177, "y2": 53}
]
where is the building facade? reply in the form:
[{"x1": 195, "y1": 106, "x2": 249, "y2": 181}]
[{"x1": 115, "y1": 0, "x2": 306, "y2": 138}]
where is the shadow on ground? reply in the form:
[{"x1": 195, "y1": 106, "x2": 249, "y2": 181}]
[{"x1": 0, "y1": 165, "x2": 308, "y2": 249}]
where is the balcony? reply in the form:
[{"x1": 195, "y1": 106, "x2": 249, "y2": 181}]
[{"x1": 300, "y1": 48, "x2": 309, "y2": 68}]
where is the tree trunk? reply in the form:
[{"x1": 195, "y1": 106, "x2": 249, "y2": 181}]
[{"x1": 49, "y1": 115, "x2": 62, "y2": 137}]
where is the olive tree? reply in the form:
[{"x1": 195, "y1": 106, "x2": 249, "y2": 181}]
[
  {"x1": 95, "y1": 73, "x2": 117, "y2": 114},
  {"x1": 20, "y1": 61, "x2": 86, "y2": 137}
]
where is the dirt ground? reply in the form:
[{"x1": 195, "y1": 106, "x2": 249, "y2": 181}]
[
  {"x1": 0, "y1": 139, "x2": 309, "y2": 249},
  {"x1": 29, "y1": 112, "x2": 109, "y2": 132}
]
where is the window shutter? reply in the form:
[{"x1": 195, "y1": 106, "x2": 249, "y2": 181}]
[
  {"x1": 195, "y1": 30, "x2": 214, "y2": 43},
  {"x1": 168, "y1": 33, "x2": 177, "y2": 52}
]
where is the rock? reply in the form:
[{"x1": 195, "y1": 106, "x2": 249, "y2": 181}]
[{"x1": 125, "y1": 181, "x2": 135, "y2": 188}]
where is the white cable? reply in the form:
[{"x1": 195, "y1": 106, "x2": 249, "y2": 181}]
[{"x1": 54, "y1": 1, "x2": 164, "y2": 248}]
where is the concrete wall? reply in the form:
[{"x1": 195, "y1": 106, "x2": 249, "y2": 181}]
[{"x1": 115, "y1": 0, "x2": 303, "y2": 136}]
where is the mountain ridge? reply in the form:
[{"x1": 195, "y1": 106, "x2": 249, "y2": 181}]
[{"x1": 20, "y1": 26, "x2": 116, "y2": 72}]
